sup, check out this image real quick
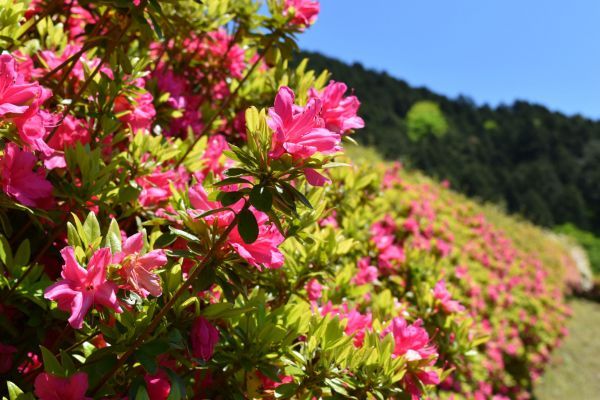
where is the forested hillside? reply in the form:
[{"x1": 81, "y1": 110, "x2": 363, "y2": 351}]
[{"x1": 298, "y1": 51, "x2": 600, "y2": 233}]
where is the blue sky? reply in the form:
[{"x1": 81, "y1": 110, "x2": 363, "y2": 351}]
[{"x1": 296, "y1": 0, "x2": 600, "y2": 119}]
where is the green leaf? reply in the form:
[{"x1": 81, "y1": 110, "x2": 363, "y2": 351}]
[
  {"x1": 0, "y1": 234, "x2": 13, "y2": 269},
  {"x1": 218, "y1": 191, "x2": 244, "y2": 207},
  {"x1": 105, "y1": 219, "x2": 122, "y2": 254},
  {"x1": 67, "y1": 222, "x2": 82, "y2": 248},
  {"x1": 154, "y1": 233, "x2": 177, "y2": 248},
  {"x1": 280, "y1": 182, "x2": 312, "y2": 209},
  {"x1": 83, "y1": 212, "x2": 101, "y2": 245},
  {"x1": 168, "y1": 227, "x2": 200, "y2": 243},
  {"x1": 224, "y1": 168, "x2": 250, "y2": 177},
  {"x1": 40, "y1": 345, "x2": 64, "y2": 376},
  {"x1": 213, "y1": 177, "x2": 252, "y2": 187},
  {"x1": 135, "y1": 348, "x2": 158, "y2": 374},
  {"x1": 249, "y1": 186, "x2": 273, "y2": 212},
  {"x1": 274, "y1": 383, "x2": 297, "y2": 398},
  {"x1": 7, "y1": 381, "x2": 23, "y2": 400},
  {"x1": 202, "y1": 302, "x2": 233, "y2": 319},
  {"x1": 238, "y1": 209, "x2": 258, "y2": 244}
]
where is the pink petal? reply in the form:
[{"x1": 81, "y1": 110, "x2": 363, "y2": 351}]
[
  {"x1": 304, "y1": 168, "x2": 329, "y2": 186},
  {"x1": 123, "y1": 232, "x2": 144, "y2": 255}
]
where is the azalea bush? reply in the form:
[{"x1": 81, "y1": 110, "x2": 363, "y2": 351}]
[{"x1": 0, "y1": 1, "x2": 572, "y2": 399}]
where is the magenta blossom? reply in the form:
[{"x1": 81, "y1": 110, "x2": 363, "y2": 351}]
[
  {"x1": 114, "y1": 85, "x2": 156, "y2": 133},
  {"x1": 309, "y1": 81, "x2": 364, "y2": 134},
  {"x1": 0, "y1": 143, "x2": 53, "y2": 207},
  {"x1": 144, "y1": 371, "x2": 171, "y2": 400},
  {"x1": 284, "y1": 0, "x2": 320, "y2": 28},
  {"x1": 433, "y1": 280, "x2": 465, "y2": 313},
  {"x1": 0, "y1": 53, "x2": 45, "y2": 117},
  {"x1": 191, "y1": 316, "x2": 219, "y2": 361},
  {"x1": 352, "y1": 257, "x2": 378, "y2": 285},
  {"x1": 113, "y1": 233, "x2": 167, "y2": 298},
  {"x1": 268, "y1": 86, "x2": 341, "y2": 160},
  {"x1": 228, "y1": 210, "x2": 285, "y2": 270},
  {"x1": 137, "y1": 166, "x2": 189, "y2": 207},
  {"x1": 383, "y1": 317, "x2": 437, "y2": 361},
  {"x1": 305, "y1": 278, "x2": 322, "y2": 301},
  {"x1": 34, "y1": 372, "x2": 90, "y2": 400},
  {"x1": 48, "y1": 115, "x2": 90, "y2": 150},
  {"x1": 44, "y1": 247, "x2": 122, "y2": 329},
  {"x1": 188, "y1": 186, "x2": 284, "y2": 269}
]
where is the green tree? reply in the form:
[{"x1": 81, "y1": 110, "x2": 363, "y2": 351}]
[{"x1": 406, "y1": 101, "x2": 448, "y2": 141}]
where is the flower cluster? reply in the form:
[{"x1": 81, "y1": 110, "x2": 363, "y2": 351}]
[{"x1": 0, "y1": 1, "x2": 572, "y2": 399}]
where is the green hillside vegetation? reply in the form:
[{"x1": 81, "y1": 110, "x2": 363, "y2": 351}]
[{"x1": 297, "y1": 51, "x2": 600, "y2": 238}]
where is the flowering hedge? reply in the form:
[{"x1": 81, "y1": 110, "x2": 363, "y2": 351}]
[{"x1": 0, "y1": 1, "x2": 571, "y2": 399}]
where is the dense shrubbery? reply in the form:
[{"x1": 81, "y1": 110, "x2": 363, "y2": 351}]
[{"x1": 0, "y1": 1, "x2": 571, "y2": 399}]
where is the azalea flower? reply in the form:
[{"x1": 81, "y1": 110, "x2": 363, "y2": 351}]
[
  {"x1": 305, "y1": 278, "x2": 322, "y2": 301},
  {"x1": 383, "y1": 317, "x2": 437, "y2": 361},
  {"x1": 44, "y1": 247, "x2": 122, "y2": 329},
  {"x1": 227, "y1": 210, "x2": 285, "y2": 270},
  {"x1": 268, "y1": 86, "x2": 341, "y2": 160},
  {"x1": 34, "y1": 372, "x2": 90, "y2": 400},
  {"x1": 309, "y1": 81, "x2": 364, "y2": 134},
  {"x1": 0, "y1": 53, "x2": 45, "y2": 117},
  {"x1": 48, "y1": 115, "x2": 90, "y2": 150},
  {"x1": 433, "y1": 280, "x2": 465, "y2": 313},
  {"x1": 383, "y1": 317, "x2": 439, "y2": 399},
  {"x1": 113, "y1": 232, "x2": 167, "y2": 298},
  {"x1": 191, "y1": 317, "x2": 219, "y2": 361},
  {"x1": 137, "y1": 166, "x2": 189, "y2": 207},
  {"x1": 113, "y1": 82, "x2": 156, "y2": 134},
  {"x1": 189, "y1": 185, "x2": 285, "y2": 269},
  {"x1": 284, "y1": 0, "x2": 320, "y2": 28},
  {"x1": 0, "y1": 143, "x2": 53, "y2": 207},
  {"x1": 144, "y1": 371, "x2": 171, "y2": 400},
  {"x1": 352, "y1": 257, "x2": 378, "y2": 285}
]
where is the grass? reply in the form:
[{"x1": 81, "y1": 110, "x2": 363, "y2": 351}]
[{"x1": 534, "y1": 298, "x2": 600, "y2": 400}]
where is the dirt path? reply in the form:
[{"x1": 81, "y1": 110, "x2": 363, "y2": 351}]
[{"x1": 534, "y1": 298, "x2": 600, "y2": 400}]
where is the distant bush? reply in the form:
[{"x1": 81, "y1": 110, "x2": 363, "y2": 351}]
[{"x1": 555, "y1": 224, "x2": 600, "y2": 276}]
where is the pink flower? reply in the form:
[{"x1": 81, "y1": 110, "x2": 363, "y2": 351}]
[
  {"x1": 345, "y1": 310, "x2": 372, "y2": 347},
  {"x1": 305, "y1": 278, "x2": 322, "y2": 301},
  {"x1": 44, "y1": 247, "x2": 122, "y2": 329},
  {"x1": 0, "y1": 143, "x2": 53, "y2": 207},
  {"x1": 113, "y1": 233, "x2": 167, "y2": 298},
  {"x1": 378, "y1": 244, "x2": 405, "y2": 271},
  {"x1": 34, "y1": 372, "x2": 90, "y2": 400},
  {"x1": 433, "y1": 280, "x2": 465, "y2": 313},
  {"x1": 191, "y1": 317, "x2": 219, "y2": 361},
  {"x1": 228, "y1": 211, "x2": 285, "y2": 270},
  {"x1": 309, "y1": 81, "x2": 364, "y2": 134},
  {"x1": 435, "y1": 239, "x2": 452, "y2": 257},
  {"x1": 383, "y1": 317, "x2": 437, "y2": 361},
  {"x1": 304, "y1": 167, "x2": 330, "y2": 186},
  {"x1": 144, "y1": 371, "x2": 171, "y2": 400},
  {"x1": 204, "y1": 29, "x2": 246, "y2": 79},
  {"x1": 114, "y1": 87, "x2": 156, "y2": 133},
  {"x1": 0, "y1": 342, "x2": 16, "y2": 373},
  {"x1": 352, "y1": 257, "x2": 378, "y2": 285},
  {"x1": 48, "y1": 115, "x2": 90, "y2": 150},
  {"x1": 268, "y1": 86, "x2": 341, "y2": 160},
  {"x1": 0, "y1": 53, "x2": 45, "y2": 117},
  {"x1": 137, "y1": 166, "x2": 189, "y2": 207},
  {"x1": 188, "y1": 186, "x2": 284, "y2": 269},
  {"x1": 284, "y1": 0, "x2": 320, "y2": 28}
]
